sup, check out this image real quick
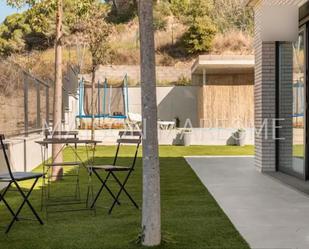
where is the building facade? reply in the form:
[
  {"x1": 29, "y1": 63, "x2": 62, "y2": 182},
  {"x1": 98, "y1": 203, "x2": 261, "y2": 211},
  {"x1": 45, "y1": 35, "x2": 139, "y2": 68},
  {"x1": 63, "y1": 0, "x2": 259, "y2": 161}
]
[{"x1": 248, "y1": 0, "x2": 309, "y2": 180}]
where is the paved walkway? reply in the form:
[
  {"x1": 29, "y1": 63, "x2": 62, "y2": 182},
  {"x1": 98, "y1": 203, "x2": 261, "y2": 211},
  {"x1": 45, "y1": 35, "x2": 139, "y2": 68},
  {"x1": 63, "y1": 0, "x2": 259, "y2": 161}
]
[{"x1": 186, "y1": 156, "x2": 309, "y2": 249}]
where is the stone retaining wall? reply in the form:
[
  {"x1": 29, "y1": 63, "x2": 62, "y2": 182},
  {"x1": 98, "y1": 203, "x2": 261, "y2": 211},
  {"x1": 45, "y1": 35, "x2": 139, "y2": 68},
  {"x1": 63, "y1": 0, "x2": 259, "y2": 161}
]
[{"x1": 81, "y1": 65, "x2": 192, "y2": 86}]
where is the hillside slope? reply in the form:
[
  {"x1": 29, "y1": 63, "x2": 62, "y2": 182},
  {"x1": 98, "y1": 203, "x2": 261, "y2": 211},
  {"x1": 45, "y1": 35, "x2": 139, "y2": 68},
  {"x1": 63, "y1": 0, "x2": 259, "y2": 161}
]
[{"x1": 10, "y1": 16, "x2": 253, "y2": 81}]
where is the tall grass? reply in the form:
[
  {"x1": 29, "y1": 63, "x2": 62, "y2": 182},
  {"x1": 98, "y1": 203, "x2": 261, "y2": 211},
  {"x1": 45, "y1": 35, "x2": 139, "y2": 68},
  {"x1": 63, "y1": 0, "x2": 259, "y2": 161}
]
[{"x1": 211, "y1": 30, "x2": 253, "y2": 55}]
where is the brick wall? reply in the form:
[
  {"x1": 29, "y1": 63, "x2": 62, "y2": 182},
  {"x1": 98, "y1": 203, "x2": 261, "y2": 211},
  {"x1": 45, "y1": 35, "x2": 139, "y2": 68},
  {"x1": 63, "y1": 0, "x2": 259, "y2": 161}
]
[
  {"x1": 253, "y1": 1, "x2": 277, "y2": 172},
  {"x1": 251, "y1": 0, "x2": 304, "y2": 172},
  {"x1": 255, "y1": 41, "x2": 277, "y2": 172}
]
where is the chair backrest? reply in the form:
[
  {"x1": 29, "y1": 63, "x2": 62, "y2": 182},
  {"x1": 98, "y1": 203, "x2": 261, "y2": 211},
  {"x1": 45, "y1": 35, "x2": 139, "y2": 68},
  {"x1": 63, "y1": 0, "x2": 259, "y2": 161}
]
[
  {"x1": 0, "y1": 134, "x2": 14, "y2": 181},
  {"x1": 114, "y1": 131, "x2": 142, "y2": 169},
  {"x1": 128, "y1": 113, "x2": 142, "y2": 123},
  {"x1": 44, "y1": 130, "x2": 79, "y2": 140}
]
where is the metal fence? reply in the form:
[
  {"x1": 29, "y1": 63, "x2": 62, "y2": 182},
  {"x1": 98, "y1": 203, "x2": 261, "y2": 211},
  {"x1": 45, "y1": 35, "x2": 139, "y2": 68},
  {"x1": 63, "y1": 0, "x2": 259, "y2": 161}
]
[
  {"x1": 23, "y1": 71, "x2": 51, "y2": 136},
  {"x1": 0, "y1": 60, "x2": 79, "y2": 137}
]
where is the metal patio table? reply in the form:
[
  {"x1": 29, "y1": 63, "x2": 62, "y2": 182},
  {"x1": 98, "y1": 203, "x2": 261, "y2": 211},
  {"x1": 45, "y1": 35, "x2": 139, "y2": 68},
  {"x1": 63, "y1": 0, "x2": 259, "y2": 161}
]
[{"x1": 36, "y1": 138, "x2": 101, "y2": 216}]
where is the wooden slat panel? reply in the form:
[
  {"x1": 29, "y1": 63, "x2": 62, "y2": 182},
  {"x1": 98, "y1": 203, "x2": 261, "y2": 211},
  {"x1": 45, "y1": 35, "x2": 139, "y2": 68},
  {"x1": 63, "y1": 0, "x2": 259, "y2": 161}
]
[{"x1": 198, "y1": 74, "x2": 254, "y2": 128}]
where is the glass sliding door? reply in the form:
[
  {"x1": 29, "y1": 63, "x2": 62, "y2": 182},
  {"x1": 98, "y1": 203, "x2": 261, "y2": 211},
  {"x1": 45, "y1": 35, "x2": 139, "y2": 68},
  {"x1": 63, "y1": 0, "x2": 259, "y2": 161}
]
[
  {"x1": 277, "y1": 26, "x2": 307, "y2": 179},
  {"x1": 292, "y1": 27, "x2": 306, "y2": 176}
]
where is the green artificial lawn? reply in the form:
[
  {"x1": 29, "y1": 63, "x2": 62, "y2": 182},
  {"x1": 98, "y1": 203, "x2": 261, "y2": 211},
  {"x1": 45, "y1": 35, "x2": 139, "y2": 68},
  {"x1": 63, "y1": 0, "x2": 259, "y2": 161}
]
[{"x1": 0, "y1": 145, "x2": 253, "y2": 249}]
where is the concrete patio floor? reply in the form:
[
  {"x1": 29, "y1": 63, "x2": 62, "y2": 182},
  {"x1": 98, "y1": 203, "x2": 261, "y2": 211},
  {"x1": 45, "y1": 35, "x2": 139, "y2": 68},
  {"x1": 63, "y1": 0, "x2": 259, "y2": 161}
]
[{"x1": 185, "y1": 156, "x2": 309, "y2": 249}]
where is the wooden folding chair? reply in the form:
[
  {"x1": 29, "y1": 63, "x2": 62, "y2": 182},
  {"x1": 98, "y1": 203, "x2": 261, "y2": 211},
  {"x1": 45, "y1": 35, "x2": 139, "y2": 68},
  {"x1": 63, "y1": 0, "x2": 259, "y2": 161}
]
[
  {"x1": 0, "y1": 135, "x2": 44, "y2": 233},
  {"x1": 89, "y1": 131, "x2": 141, "y2": 214}
]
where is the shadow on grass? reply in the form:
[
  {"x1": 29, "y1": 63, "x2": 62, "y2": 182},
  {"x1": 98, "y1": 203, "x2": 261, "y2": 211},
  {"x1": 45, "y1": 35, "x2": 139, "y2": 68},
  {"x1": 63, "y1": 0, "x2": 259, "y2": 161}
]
[{"x1": 0, "y1": 152, "x2": 250, "y2": 249}]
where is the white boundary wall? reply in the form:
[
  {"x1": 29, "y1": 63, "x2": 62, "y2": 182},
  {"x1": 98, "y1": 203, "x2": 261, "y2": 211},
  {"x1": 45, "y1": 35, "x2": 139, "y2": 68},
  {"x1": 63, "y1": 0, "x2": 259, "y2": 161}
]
[
  {"x1": 128, "y1": 86, "x2": 199, "y2": 127},
  {"x1": 76, "y1": 86, "x2": 200, "y2": 127},
  {"x1": 0, "y1": 134, "x2": 51, "y2": 188},
  {"x1": 78, "y1": 128, "x2": 254, "y2": 146}
]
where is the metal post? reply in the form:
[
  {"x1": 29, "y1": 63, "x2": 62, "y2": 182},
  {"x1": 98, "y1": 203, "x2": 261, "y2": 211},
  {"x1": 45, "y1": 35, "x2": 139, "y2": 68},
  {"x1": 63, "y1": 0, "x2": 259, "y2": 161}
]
[
  {"x1": 23, "y1": 139, "x2": 27, "y2": 172},
  {"x1": 125, "y1": 75, "x2": 129, "y2": 116},
  {"x1": 36, "y1": 80, "x2": 41, "y2": 129},
  {"x1": 23, "y1": 73, "x2": 29, "y2": 137},
  {"x1": 98, "y1": 80, "x2": 100, "y2": 115},
  {"x1": 62, "y1": 87, "x2": 65, "y2": 124},
  {"x1": 46, "y1": 85, "x2": 49, "y2": 129},
  {"x1": 103, "y1": 78, "x2": 107, "y2": 115}
]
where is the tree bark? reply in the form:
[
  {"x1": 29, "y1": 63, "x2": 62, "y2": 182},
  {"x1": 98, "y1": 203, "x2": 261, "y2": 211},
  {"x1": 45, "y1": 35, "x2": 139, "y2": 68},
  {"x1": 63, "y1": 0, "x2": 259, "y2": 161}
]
[
  {"x1": 91, "y1": 67, "x2": 96, "y2": 141},
  {"x1": 138, "y1": 0, "x2": 161, "y2": 246},
  {"x1": 52, "y1": 0, "x2": 64, "y2": 180}
]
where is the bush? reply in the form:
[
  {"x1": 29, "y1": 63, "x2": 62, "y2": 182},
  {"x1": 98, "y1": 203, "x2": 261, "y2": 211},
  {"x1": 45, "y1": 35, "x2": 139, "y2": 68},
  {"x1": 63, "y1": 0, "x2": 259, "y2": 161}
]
[
  {"x1": 153, "y1": 14, "x2": 168, "y2": 32},
  {"x1": 169, "y1": 0, "x2": 190, "y2": 20},
  {"x1": 0, "y1": 1, "x2": 57, "y2": 56},
  {"x1": 107, "y1": 0, "x2": 137, "y2": 24},
  {"x1": 0, "y1": 0, "x2": 107, "y2": 56},
  {"x1": 169, "y1": 0, "x2": 216, "y2": 54},
  {"x1": 155, "y1": 1, "x2": 171, "y2": 17},
  {"x1": 0, "y1": 13, "x2": 30, "y2": 55},
  {"x1": 175, "y1": 75, "x2": 191, "y2": 86},
  {"x1": 153, "y1": 2, "x2": 170, "y2": 31},
  {"x1": 182, "y1": 16, "x2": 217, "y2": 54}
]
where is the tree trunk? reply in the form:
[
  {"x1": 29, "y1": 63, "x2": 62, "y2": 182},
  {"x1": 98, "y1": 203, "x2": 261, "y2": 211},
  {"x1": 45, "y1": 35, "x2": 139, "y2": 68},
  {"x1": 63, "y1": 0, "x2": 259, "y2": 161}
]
[
  {"x1": 138, "y1": 0, "x2": 161, "y2": 246},
  {"x1": 52, "y1": 0, "x2": 64, "y2": 180},
  {"x1": 91, "y1": 67, "x2": 96, "y2": 141}
]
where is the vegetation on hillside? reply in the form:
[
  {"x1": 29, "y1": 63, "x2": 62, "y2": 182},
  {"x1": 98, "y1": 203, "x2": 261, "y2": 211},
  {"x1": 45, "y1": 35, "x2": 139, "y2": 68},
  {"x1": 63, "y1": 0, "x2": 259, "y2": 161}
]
[
  {"x1": 0, "y1": 0, "x2": 253, "y2": 75},
  {"x1": 1, "y1": 0, "x2": 102, "y2": 54}
]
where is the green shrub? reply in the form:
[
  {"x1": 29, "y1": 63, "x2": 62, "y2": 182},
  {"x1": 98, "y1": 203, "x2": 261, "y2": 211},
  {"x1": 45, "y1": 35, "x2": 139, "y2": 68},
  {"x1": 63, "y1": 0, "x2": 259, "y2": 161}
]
[
  {"x1": 0, "y1": 38, "x2": 11, "y2": 56},
  {"x1": 182, "y1": 16, "x2": 217, "y2": 54},
  {"x1": 175, "y1": 75, "x2": 191, "y2": 86},
  {"x1": 0, "y1": 13, "x2": 31, "y2": 55},
  {"x1": 0, "y1": 0, "x2": 104, "y2": 56},
  {"x1": 169, "y1": 0, "x2": 216, "y2": 54},
  {"x1": 155, "y1": 1, "x2": 171, "y2": 16},
  {"x1": 107, "y1": 0, "x2": 137, "y2": 24},
  {"x1": 170, "y1": 0, "x2": 214, "y2": 23},
  {"x1": 153, "y1": 2, "x2": 170, "y2": 31},
  {"x1": 169, "y1": 0, "x2": 190, "y2": 20},
  {"x1": 153, "y1": 13, "x2": 168, "y2": 31}
]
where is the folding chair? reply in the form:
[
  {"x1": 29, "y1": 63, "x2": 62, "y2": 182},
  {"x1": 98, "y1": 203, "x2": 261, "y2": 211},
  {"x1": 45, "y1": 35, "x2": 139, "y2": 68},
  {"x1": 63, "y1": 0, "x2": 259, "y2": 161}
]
[
  {"x1": 89, "y1": 131, "x2": 141, "y2": 214},
  {"x1": 0, "y1": 134, "x2": 44, "y2": 233}
]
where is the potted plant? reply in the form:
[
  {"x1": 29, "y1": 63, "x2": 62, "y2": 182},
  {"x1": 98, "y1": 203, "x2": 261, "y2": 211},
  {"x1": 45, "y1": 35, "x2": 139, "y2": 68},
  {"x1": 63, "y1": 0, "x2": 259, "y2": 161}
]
[
  {"x1": 233, "y1": 128, "x2": 246, "y2": 146},
  {"x1": 182, "y1": 128, "x2": 192, "y2": 146}
]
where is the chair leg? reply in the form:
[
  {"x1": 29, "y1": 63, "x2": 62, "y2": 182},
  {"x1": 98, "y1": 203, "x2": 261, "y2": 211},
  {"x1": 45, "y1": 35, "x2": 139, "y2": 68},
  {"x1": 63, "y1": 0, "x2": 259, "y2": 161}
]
[
  {"x1": 0, "y1": 182, "x2": 17, "y2": 219},
  {"x1": 90, "y1": 170, "x2": 120, "y2": 209},
  {"x1": 6, "y1": 178, "x2": 43, "y2": 234},
  {"x1": 73, "y1": 163, "x2": 81, "y2": 201},
  {"x1": 108, "y1": 171, "x2": 139, "y2": 214},
  {"x1": 40, "y1": 175, "x2": 46, "y2": 212}
]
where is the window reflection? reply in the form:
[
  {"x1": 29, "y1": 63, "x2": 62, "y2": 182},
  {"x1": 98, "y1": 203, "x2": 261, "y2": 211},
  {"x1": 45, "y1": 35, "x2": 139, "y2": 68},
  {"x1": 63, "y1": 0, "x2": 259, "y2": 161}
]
[{"x1": 292, "y1": 29, "x2": 305, "y2": 174}]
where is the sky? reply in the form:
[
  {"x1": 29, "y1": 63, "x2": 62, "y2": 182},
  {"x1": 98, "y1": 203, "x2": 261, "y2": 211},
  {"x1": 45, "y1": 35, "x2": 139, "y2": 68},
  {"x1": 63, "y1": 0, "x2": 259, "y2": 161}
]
[{"x1": 0, "y1": 2, "x2": 28, "y2": 23}]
